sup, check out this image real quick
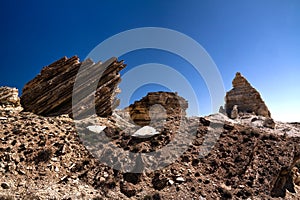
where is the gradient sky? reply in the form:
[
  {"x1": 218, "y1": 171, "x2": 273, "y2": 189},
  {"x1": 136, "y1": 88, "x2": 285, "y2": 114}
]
[{"x1": 0, "y1": 0, "x2": 299, "y2": 122}]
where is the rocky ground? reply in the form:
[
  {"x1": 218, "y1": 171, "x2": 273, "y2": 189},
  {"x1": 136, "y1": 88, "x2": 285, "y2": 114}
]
[{"x1": 1, "y1": 103, "x2": 300, "y2": 200}]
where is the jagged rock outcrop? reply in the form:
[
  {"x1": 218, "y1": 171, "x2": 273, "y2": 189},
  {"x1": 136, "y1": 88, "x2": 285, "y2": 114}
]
[
  {"x1": 225, "y1": 72, "x2": 271, "y2": 118},
  {"x1": 127, "y1": 91, "x2": 188, "y2": 126},
  {"x1": 20, "y1": 56, "x2": 126, "y2": 118},
  {"x1": 0, "y1": 87, "x2": 20, "y2": 107}
]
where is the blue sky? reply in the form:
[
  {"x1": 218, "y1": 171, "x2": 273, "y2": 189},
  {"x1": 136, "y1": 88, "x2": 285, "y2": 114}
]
[{"x1": 0, "y1": 0, "x2": 299, "y2": 122}]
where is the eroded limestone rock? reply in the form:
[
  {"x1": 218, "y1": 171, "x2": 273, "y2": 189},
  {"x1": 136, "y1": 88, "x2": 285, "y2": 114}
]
[
  {"x1": 127, "y1": 91, "x2": 188, "y2": 126},
  {"x1": 230, "y1": 105, "x2": 239, "y2": 119},
  {"x1": 225, "y1": 72, "x2": 271, "y2": 118},
  {"x1": 0, "y1": 87, "x2": 20, "y2": 107},
  {"x1": 20, "y1": 56, "x2": 126, "y2": 118}
]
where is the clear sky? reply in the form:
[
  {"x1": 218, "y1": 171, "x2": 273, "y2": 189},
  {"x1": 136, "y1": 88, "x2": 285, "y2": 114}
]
[{"x1": 0, "y1": 0, "x2": 299, "y2": 122}]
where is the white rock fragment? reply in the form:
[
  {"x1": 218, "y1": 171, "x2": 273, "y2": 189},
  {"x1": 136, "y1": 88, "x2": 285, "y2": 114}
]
[
  {"x1": 175, "y1": 177, "x2": 185, "y2": 182},
  {"x1": 0, "y1": 117, "x2": 7, "y2": 120},
  {"x1": 131, "y1": 126, "x2": 159, "y2": 138},
  {"x1": 168, "y1": 180, "x2": 174, "y2": 185},
  {"x1": 69, "y1": 163, "x2": 76, "y2": 170},
  {"x1": 103, "y1": 171, "x2": 109, "y2": 178},
  {"x1": 100, "y1": 177, "x2": 106, "y2": 182},
  {"x1": 87, "y1": 125, "x2": 106, "y2": 133},
  {"x1": 51, "y1": 157, "x2": 58, "y2": 162},
  {"x1": 199, "y1": 196, "x2": 206, "y2": 200}
]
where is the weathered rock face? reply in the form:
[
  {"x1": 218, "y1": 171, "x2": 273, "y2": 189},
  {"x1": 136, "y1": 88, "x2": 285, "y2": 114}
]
[
  {"x1": 127, "y1": 92, "x2": 188, "y2": 126},
  {"x1": 0, "y1": 87, "x2": 20, "y2": 107},
  {"x1": 225, "y1": 72, "x2": 271, "y2": 118},
  {"x1": 20, "y1": 56, "x2": 126, "y2": 118}
]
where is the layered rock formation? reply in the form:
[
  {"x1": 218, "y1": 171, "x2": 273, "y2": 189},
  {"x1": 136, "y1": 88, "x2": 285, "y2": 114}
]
[
  {"x1": 20, "y1": 56, "x2": 126, "y2": 118},
  {"x1": 127, "y1": 91, "x2": 188, "y2": 126},
  {"x1": 225, "y1": 72, "x2": 271, "y2": 118},
  {"x1": 0, "y1": 87, "x2": 20, "y2": 107}
]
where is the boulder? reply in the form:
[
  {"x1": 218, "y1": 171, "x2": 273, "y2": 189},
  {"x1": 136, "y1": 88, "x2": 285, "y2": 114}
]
[
  {"x1": 0, "y1": 87, "x2": 20, "y2": 107},
  {"x1": 225, "y1": 72, "x2": 271, "y2": 118},
  {"x1": 263, "y1": 117, "x2": 276, "y2": 129},
  {"x1": 20, "y1": 56, "x2": 126, "y2": 118},
  {"x1": 218, "y1": 106, "x2": 226, "y2": 115},
  {"x1": 127, "y1": 92, "x2": 188, "y2": 126},
  {"x1": 230, "y1": 105, "x2": 239, "y2": 119}
]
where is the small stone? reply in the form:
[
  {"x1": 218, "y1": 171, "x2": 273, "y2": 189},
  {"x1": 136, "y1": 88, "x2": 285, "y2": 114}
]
[
  {"x1": 39, "y1": 171, "x2": 47, "y2": 176},
  {"x1": 99, "y1": 177, "x2": 106, "y2": 182},
  {"x1": 18, "y1": 170, "x2": 26, "y2": 175},
  {"x1": 152, "y1": 176, "x2": 168, "y2": 190},
  {"x1": 120, "y1": 181, "x2": 137, "y2": 197},
  {"x1": 1, "y1": 182, "x2": 9, "y2": 189},
  {"x1": 175, "y1": 177, "x2": 185, "y2": 182},
  {"x1": 87, "y1": 125, "x2": 106, "y2": 133},
  {"x1": 18, "y1": 182, "x2": 26, "y2": 187},
  {"x1": 263, "y1": 117, "x2": 275, "y2": 129},
  {"x1": 220, "y1": 183, "x2": 231, "y2": 191},
  {"x1": 131, "y1": 126, "x2": 159, "y2": 138},
  {"x1": 168, "y1": 180, "x2": 174, "y2": 185},
  {"x1": 231, "y1": 105, "x2": 239, "y2": 119},
  {"x1": 55, "y1": 166, "x2": 59, "y2": 172},
  {"x1": 60, "y1": 175, "x2": 68, "y2": 183},
  {"x1": 199, "y1": 196, "x2": 206, "y2": 200},
  {"x1": 69, "y1": 163, "x2": 76, "y2": 169},
  {"x1": 103, "y1": 171, "x2": 109, "y2": 178},
  {"x1": 200, "y1": 117, "x2": 210, "y2": 126},
  {"x1": 0, "y1": 117, "x2": 7, "y2": 120},
  {"x1": 51, "y1": 157, "x2": 59, "y2": 162}
]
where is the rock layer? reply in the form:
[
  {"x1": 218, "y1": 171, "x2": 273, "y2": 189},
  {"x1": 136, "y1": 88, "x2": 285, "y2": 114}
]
[
  {"x1": 20, "y1": 56, "x2": 126, "y2": 118},
  {"x1": 225, "y1": 72, "x2": 271, "y2": 118},
  {"x1": 127, "y1": 92, "x2": 188, "y2": 126}
]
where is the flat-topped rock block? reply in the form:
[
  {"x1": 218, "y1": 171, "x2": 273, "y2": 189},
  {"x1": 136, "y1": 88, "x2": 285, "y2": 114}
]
[{"x1": 127, "y1": 91, "x2": 188, "y2": 126}]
